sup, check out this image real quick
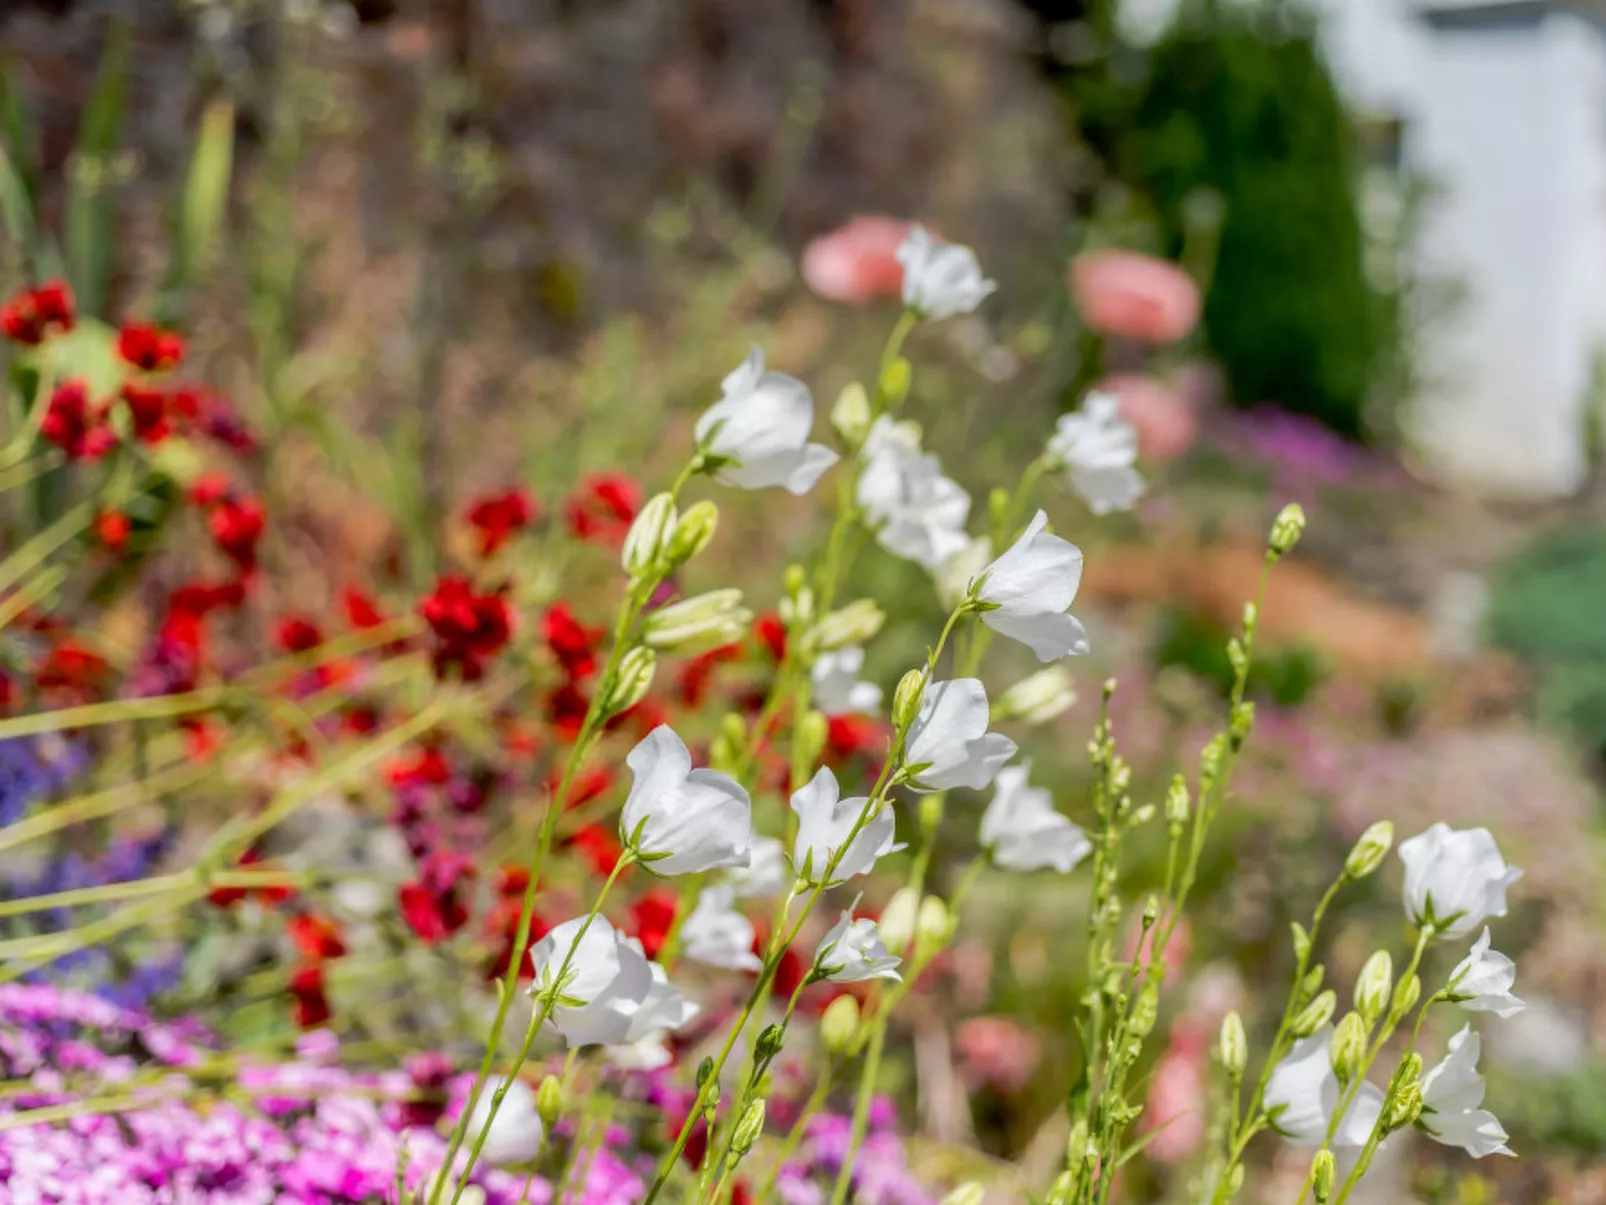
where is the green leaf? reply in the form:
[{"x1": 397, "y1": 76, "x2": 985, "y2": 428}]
[
  {"x1": 157, "y1": 97, "x2": 235, "y2": 325},
  {"x1": 0, "y1": 59, "x2": 37, "y2": 267},
  {"x1": 32, "y1": 317, "x2": 127, "y2": 397},
  {"x1": 64, "y1": 21, "x2": 130, "y2": 318}
]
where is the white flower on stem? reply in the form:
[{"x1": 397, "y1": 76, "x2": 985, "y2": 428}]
[
  {"x1": 975, "y1": 510, "x2": 1089, "y2": 662},
  {"x1": 934, "y1": 535, "x2": 993, "y2": 610},
  {"x1": 980, "y1": 762, "x2": 1091, "y2": 873},
  {"x1": 791, "y1": 766, "x2": 902, "y2": 886},
  {"x1": 607, "y1": 956, "x2": 701, "y2": 1070},
  {"x1": 812, "y1": 910, "x2": 902, "y2": 983},
  {"x1": 897, "y1": 226, "x2": 996, "y2": 320},
  {"x1": 1046, "y1": 393, "x2": 1145, "y2": 515},
  {"x1": 1398, "y1": 823, "x2": 1522, "y2": 941},
  {"x1": 695, "y1": 348, "x2": 838, "y2": 495},
  {"x1": 1419, "y1": 1026, "x2": 1514, "y2": 1157},
  {"x1": 727, "y1": 834, "x2": 787, "y2": 900},
  {"x1": 466, "y1": 1077, "x2": 545, "y2": 1165},
  {"x1": 994, "y1": 665, "x2": 1078, "y2": 725},
  {"x1": 812, "y1": 646, "x2": 883, "y2": 716},
  {"x1": 619, "y1": 726, "x2": 752, "y2": 875},
  {"x1": 528, "y1": 916, "x2": 655, "y2": 1048},
  {"x1": 904, "y1": 678, "x2": 1018, "y2": 792},
  {"x1": 856, "y1": 419, "x2": 973, "y2": 570},
  {"x1": 1264, "y1": 1028, "x2": 1385, "y2": 1148},
  {"x1": 680, "y1": 885, "x2": 761, "y2": 972},
  {"x1": 1447, "y1": 928, "x2": 1525, "y2": 1019}
]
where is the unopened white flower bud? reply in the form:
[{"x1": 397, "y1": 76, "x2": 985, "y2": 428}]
[
  {"x1": 1291, "y1": 989, "x2": 1336, "y2": 1038},
  {"x1": 602, "y1": 646, "x2": 656, "y2": 715},
  {"x1": 1330, "y1": 1011, "x2": 1367, "y2": 1085},
  {"x1": 892, "y1": 669, "x2": 926, "y2": 731},
  {"x1": 879, "y1": 356, "x2": 912, "y2": 406},
  {"x1": 1344, "y1": 820, "x2": 1393, "y2": 879},
  {"x1": 666, "y1": 500, "x2": 719, "y2": 567},
  {"x1": 730, "y1": 1098, "x2": 766, "y2": 1158},
  {"x1": 831, "y1": 382, "x2": 872, "y2": 447},
  {"x1": 812, "y1": 599, "x2": 886, "y2": 652},
  {"x1": 878, "y1": 888, "x2": 920, "y2": 955},
  {"x1": 915, "y1": 896, "x2": 950, "y2": 959},
  {"x1": 643, "y1": 589, "x2": 751, "y2": 652},
  {"x1": 536, "y1": 1074, "x2": 563, "y2": 1130},
  {"x1": 919, "y1": 793, "x2": 944, "y2": 835},
  {"x1": 1354, "y1": 951, "x2": 1393, "y2": 1025},
  {"x1": 1392, "y1": 972, "x2": 1421, "y2": 1017},
  {"x1": 1129, "y1": 983, "x2": 1159, "y2": 1038},
  {"x1": 1165, "y1": 774, "x2": 1190, "y2": 826},
  {"x1": 994, "y1": 665, "x2": 1077, "y2": 725},
  {"x1": 940, "y1": 1184, "x2": 986, "y2": 1205},
  {"x1": 1219, "y1": 1011, "x2": 1247, "y2": 1079},
  {"x1": 622, "y1": 492, "x2": 677, "y2": 578},
  {"x1": 820, "y1": 994, "x2": 860, "y2": 1054},
  {"x1": 1384, "y1": 1082, "x2": 1423, "y2": 1134},
  {"x1": 1311, "y1": 1151, "x2": 1336, "y2": 1204},
  {"x1": 1268, "y1": 502, "x2": 1306, "y2": 561},
  {"x1": 794, "y1": 709, "x2": 828, "y2": 770}
]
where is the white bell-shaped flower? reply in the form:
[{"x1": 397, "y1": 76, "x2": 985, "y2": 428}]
[
  {"x1": 466, "y1": 1076, "x2": 545, "y2": 1166},
  {"x1": 1046, "y1": 393, "x2": 1146, "y2": 515},
  {"x1": 619, "y1": 725, "x2": 752, "y2": 875},
  {"x1": 904, "y1": 678, "x2": 1017, "y2": 792},
  {"x1": 897, "y1": 226, "x2": 996, "y2": 321},
  {"x1": 680, "y1": 885, "x2": 761, "y2": 972},
  {"x1": 695, "y1": 348, "x2": 837, "y2": 495},
  {"x1": 933, "y1": 535, "x2": 993, "y2": 610},
  {"x1": 812, "y1": 646, "x2": 883, "y2": 717},
  {"x1": 813, "y1": 910, "x2": 902, "y2": 983},
  {"x1": 1447, "y1": 928, "x2": 1525, "y2": 1019},
  {"x1": 1398, "y1": 823, "x2": 1522, "y2": 941},
  {"x1": 1264, "y1": 1028, "x2": 1385, "y2": 1148},
  {"x1": 528, "y1": 916, "x2": 655, "y2": 1048},
  {"x1": 980, "y1": 762, "x2": 1091, "y2": 873},
  {"x1": 791, "y1": 766, "x2": 902, "y2": 886},
  {"x1": 1419, "y1": 1026, "x2": 1514, "y2": 1157},
  {"x1": 727, "y1": 834, "x2": 788, "y2": 900},
  {"x1": 975, "y1": 510, "x2": 1089, "y2": 662},
  {"x1": 856, "y1": 419, "x2": 972, "y2": 570},
  {"x1": 607, "y1": 956, "x2": 701, "y2": 1070}
]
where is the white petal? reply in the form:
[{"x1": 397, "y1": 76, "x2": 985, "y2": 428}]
[{"x1": 982, "y1": 608, "x2": 1090, "y2": 662}]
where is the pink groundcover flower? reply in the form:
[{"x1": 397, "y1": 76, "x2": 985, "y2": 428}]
[
  {"x1": 1070, "y1": 250, "x2": 1201, "y2": 344},
  {"x1": 801, "y1": 216, "x2": 917, "y2": 303}
]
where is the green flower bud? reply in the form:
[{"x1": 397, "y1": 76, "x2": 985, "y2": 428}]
[
  {"x1": 1129, "y1": 983, "x2": 1160, "y2": 1038},
  {"x1": 1354, "y1": 950, "x2": 1393, "y2": 1025},
  {"x1": 940, "y1": 1184, "x2": 986, "y2": 1205},
  {"x1": 1384, "y1": 1082, "x2": 1423, "y2": 1134},
  {"x1": 602, "y1": 646, "x2": 656, "y2": 716},
  {"x1": 1267, "y1": 502, "x2": 1306, "y2": 561},
  {"x1": 1330, "y1": 1011, "x2": 1368, "y2": 1085},
  {"x1": 1343, "y1": 820, "x2": 1393, "y2": 880},
  {"x1": 1219, "y1": 1011, "x2": 1247, "y2": 1079},
  {"x1": 915, "y1": 895, "x2": 951, "y2": 959},
  {"x1": 919, "y1": 793, "x2": 945, "y2": 835},
  {"x1": 820, "y1": 994, "x2": 860, "y2": 1054},
  {"x1": 1291, "y1": 922, "x2": 1312, "y2": 965},
  {"x1": 709, "y1": 711, "x2": 746, "y2": 774},
  {"x1": 795, "y1": 709, "x2": 828, "y2": 771},
  {"x1": 1311, "y1": 1151, "x2": 1336, "y2": 1204},
  {"x1": 878, "y1": 888, "x2": 920, "y2": 955},
  {"x1": 1399, "y1": 1052, "x2": 1423, "y2": 1085},
  {"x1": 621, "y1": 492, "x2": 677, "y2": 578},
  {"x1": 642, "y1": 589, "x2": 751, "y2": 652},
  {"x1": 1291, "y1": 989, "x2": 1336, "y2": 1038},
  {"x1": 666, "y1": 500, "x2": 719, "y2": 567},
  {"x1": 994, "y1": 665, "x2": 1077, "y2": 725},
  {"x1": 831, "y1": 382, "x2": 871, "y2": 447},
  {"x1": 892, "y1": 669, "x2": 927, "y2": 730},
  {"x1": 879, "y1": 356, "x2": 912, "y2": 407},
  {"x1": 536, "y1": 1074, "x2": 563, "y2": 1130},
  {"x1": 1165, "y1": 774, "x2": 1190, "y2": 826},
  {"x1": 1227, "y1": 1164, "x2": 1245, "y2": 1197},
  {"x1": 1392, "y1": 972, "x2": 1421, "y2": 1017},
  {"x1": 1228, "y1": 701, "x2": 1255, "y2": 750},
  {"x1": 731, "y1": 1098, "x2": 766, "y2": 1158},
  {"x1": 812, "y1": 599, "x2": 886, "y2": 651}
]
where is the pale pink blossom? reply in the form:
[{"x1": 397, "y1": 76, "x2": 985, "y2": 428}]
[
  {"x1": 800, "y1": 216, "x2": 914, "y2": 303},
  {"x1": 1070, "y1": 250, "x2": 1201, "y2": 344},
  {"x1": 1092, "y1": 374, "x2": 1199, "y2": 461},
  {"x1": 1143, "y1": 1028, "x2": 1208, "y2": 1163}
]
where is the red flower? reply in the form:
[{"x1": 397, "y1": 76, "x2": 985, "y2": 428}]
[
  {"x1": 466, "y1": 488, "x2": 538, "y2": 557},
  {"x1": 115, "y1": 321, "x2": 185, "y2": 372},
  {"x1": 206, "y1": 495, "x2": 266, "y2": 573},
  {"x1": 288, "y1": 964, "x2": 332, "y2": 1028},
  {"x1": 400, "y1": 1052, "x2": 456, "y2": 1128},
  {"x1": 561, "y1": 765, "x2": 615, "y2": 811},
  {"x1": 274, "y1": 615, "x2": 325, "y2": 654},
  {"x1": 119, "y1": 382, "x2": 170, "y2": 443},
  {"x1": 485, "y1": 895, "x2": 553, "y2": 982},
  {"x1": 542, "y1": 603, "x2": 604, "y2": 679},
  {"x1": 398, "y1": 851, "x2": 476, "y2": 944},
  {"x1": 95, "y1": 510, "x2": 132, "y2": 553},
  {"x1": 36, "y1": 641, "x2": 110, "y2": 701},
  {"x1": 676, "y1": 643, "x2": 741, "y2": 707},
  {"x1": 826, "y1": 714, "x2": 890, "y2": 763},
  {"x1": 190, "y1": 472, "x2": 233, "y2": 507},
  {"x1": 564, "y1": 473, "x2": 642, "y2": 547},
  {"x1": 387, "y1": 746, "x2": 451, "y2": 789},
  {"x1": 287, "y1": 913, "x2": 348, "y2": 962},
  {"x1": 566, "y1": 824, "x2": 624, "y2": 878},
  {"x1": 0, "y1": 279, "x2": 75, "y2": 345},
  {"x1": 546, "y1": 680, "x2": 591, "y2": 739},
  {"x1": 40, "y1": 381, "x2": 115, "y2": 460},
  {"x1": 208, "y1": 848, "x2": 294, "y2": 908},
  {"x1": 753, "y1": 612, "x2": 787, "y2": 663},
  {"x1": 418, "y1": 576, "x2": 512, "y2": 681},
  {"x1": 343, "y1": 587, "x2": 386, "y2": 629},
  {"x1": 628, "y1": 889, "x2": 679, "y2": 960}
]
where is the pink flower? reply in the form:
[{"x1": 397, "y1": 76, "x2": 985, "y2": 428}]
[
  {"x1": 800, "y1": 216, "x2": 915, "y2": 303},
  {"x1": 1091, "y1": 374, "x2": 1199, "y2": 461},
  {"x1": 1143, "y1": 1028, "x2": 1208, "y2": 1164},
  {"x1": 1069, "y1": 250, "x2": 1201, "y2": 344},
  {"x1": 954, "y1": 1015, "x2": 1040, "y2": 1095}
]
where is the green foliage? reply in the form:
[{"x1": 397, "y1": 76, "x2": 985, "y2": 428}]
[
  {"x1": 1154, "y1": 607, "x2": 1325, "y2": 707},
  {"x1": 1494, "y1": 1061, "x2": 1606, "y2": 1156},
  {"x1": 1487, "y1": 523, "x2": 1606, "y2": 763}
]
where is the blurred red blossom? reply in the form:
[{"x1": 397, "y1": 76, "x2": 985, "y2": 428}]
[
  {"x1": 0, "y1": 278, "x2": 75, "y2": 344},
  {"x1": 1070, "y1": 250, "x2": 1201, "y2": 344},
  {"x1": 465, "y1": 487, "x2": 538, "y2": 557},
  {"x1": 40, "y1": 381, "x2": 115, "y2": 460},
  {"x1": 419, "y1": 577, "x2": 512, "y2": 681},
  {"x1": 116, "y1": 321, "x2": 186, "y2": 372},
  {"x1": 800, "y1": 215, "x2": 913, "y2": 303},
  {"x1": 565, "y1": 473, "x2": 642, "y2": 546}
]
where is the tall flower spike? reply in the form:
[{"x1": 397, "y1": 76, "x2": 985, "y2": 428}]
[
  {"x1": 904, "y1": 678, "x2": 1017, "y2": 792},
  {"x1": 812, "y1": 910, "x2": 902, "y2": 983},
  {"x1": 1418, "y1": 1027, "x2": 1514, "y2": 1157},
  {"x1": 897, "y1": 225, "x2": 996, "y2": 320},
  {"x1": 1398, "y1": 823, "x2": 1522, "y2": 941},
  {"x1": 979, "y1": 762, "x2": 1091, "y2": 873},
  {"x1": 975, "y1": 510, "x2": 1089, "y2": 662},
  {"x1": 1447, "y1": 928, "x2": 1525, "y2": 1018},
  {"x1": 695, "y1": 348, "x2": 838, "y2": 495},
  {"x1": 619, "y1": 726, "x2": 752, "y2": 875},
  {"x1": 791, "y1": 766, "x2": 902, "y2": 886},
  {"x1": 679, "y1": 885, "x2": 762, "y2": 972},
  {"x1": 527, "y1": 916, "x2": 655, "y2": 1048},
  {"x1": 1046, "y1": 392, "x2": 1146, "y2": 515}
]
